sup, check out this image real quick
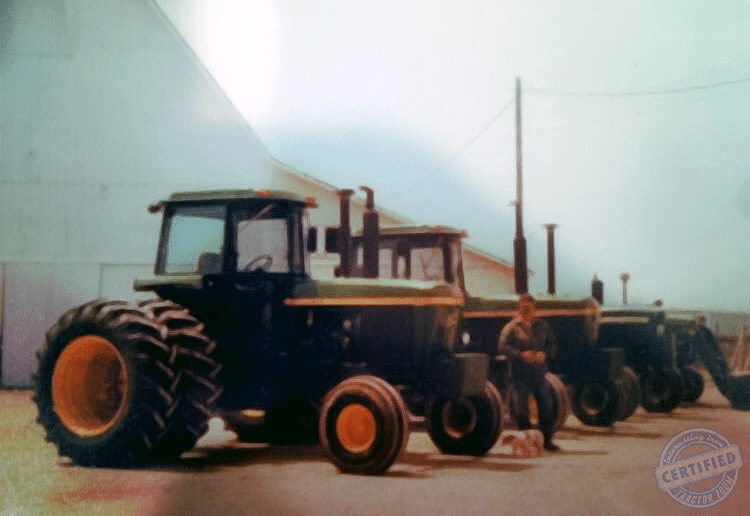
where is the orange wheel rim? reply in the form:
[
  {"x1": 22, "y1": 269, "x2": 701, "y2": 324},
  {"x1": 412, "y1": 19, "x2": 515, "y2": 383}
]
[
  {"x1": 52, "y1": 335, "x2": 130, "y2": 437},
  {"x1": 529, "y1": 395, "x2": 539, "y2": 426},
  {"x1": 336, "y1": 403, "x2": 376, "y2": 453}
]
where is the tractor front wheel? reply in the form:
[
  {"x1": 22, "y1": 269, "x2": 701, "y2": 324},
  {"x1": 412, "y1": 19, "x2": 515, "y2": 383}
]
[
  {"x1": 319, "y1": 376, "x2": 409, "y2": 474},
  {"x1": 680, "y1": 366, "x2": 705, "y2": 403},
  {"x1": 571, "y1": 380, "x2": 621, "y2": 427},
  {"x1": 641, "y1": 367, "x2": 683, "y2": 413},
  {"x1": 426, "y1": 381, "x2": 505, "y2": 456}
]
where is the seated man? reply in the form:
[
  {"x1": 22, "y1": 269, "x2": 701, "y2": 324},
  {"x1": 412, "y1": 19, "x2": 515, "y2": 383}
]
[{"x1": 497, "y1": 294, "x2": 559, "y2": 451}]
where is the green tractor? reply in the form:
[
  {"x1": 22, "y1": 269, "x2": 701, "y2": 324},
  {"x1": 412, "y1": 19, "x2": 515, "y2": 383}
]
[
  {"x1": 463, "y1": 295, "x2": 637, "y2": 427},
  {"x1": 33, "y1": 188, "x2": 492, "y2": 475},
  {"x1": 596, "y1": 306, "x2": 683, "y2": 413},
  {"x1": 597, "y1": 305, "x2": 750, "y2": 411},
  {"x1": 598, "y1": 306, "x2": 709, "y2": 413},
  {"x1": 346, "y1": 220, "x2": 636, "y2": 429}
]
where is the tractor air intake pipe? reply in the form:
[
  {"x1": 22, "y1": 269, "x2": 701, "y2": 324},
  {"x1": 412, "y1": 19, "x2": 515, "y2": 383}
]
[
  {"x1": 360, "y1": 186, "x2": 379, "y2": 278},
  {"x1": 337, "y1": 189, "x2": 354, "y2": 278},
  {"x1": 513, "y1": 77, "x2": 529, "y2": 294},
  {"x1": 544, "y1": 223, "x2": 558, "y2": 295},
  {"x1": 591, "y1": 274, "x2": 604, "y2": 304}
]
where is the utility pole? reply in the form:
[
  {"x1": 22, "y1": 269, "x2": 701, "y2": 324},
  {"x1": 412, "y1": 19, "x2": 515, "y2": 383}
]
[
  {"x1": 513, "y1": 77, "x2": 528, "y2": 294},
  {"x1": 544, "y1": 223, "x2": 558, "y2": 295}
]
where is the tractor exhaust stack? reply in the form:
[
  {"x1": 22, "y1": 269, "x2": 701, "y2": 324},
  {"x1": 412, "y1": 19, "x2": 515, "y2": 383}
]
[
  {"x1": 336, "y1": 189, "x2": 354, "y2": 277},
  {"x1": 360, "y1": 186, "x2": 380, "y2": 278}
]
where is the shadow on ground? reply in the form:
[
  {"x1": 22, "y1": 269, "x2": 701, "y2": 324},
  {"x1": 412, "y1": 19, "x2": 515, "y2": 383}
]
[{"x1": 557, "y1": 424, "x2": 664, "y2": 440}]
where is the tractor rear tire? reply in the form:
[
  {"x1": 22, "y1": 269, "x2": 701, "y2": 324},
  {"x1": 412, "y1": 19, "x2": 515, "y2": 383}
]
[
  {"x1": 571, "y1": 379, "x2": 621, "y2": 427},
  {"x1": 614, "y1": 377, "x2": 631, "y2": 421},
  {"x1": 138, "y1": 299, "x2": 223, "y2": 459},
  {"x1": 33, "y1": 299, "x2": 218, "y2": 467},
  {"x1": 319, "y1": 375, "x2": 409, "y2": 474},
  {"x1": 680, "y1": 366, "x2": 705, "y2": 403},
  {"x1": 641, "y1": 367, "x2": 683, "y2": 413},
  {"x1": 545, "y1": 372, "x2": 572, "y2": 432},
  {"x1": 426, "y1": 381, "x2": 504, "y2": 456},
  {"x1": 616, "y1": 366, "x2": 641, "y2": 421}
]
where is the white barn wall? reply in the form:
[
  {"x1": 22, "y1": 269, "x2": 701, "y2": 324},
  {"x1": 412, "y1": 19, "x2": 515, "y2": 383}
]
[
  {"x1": 2, "y1": 263, "x2": 100, "y2": 386},
  {"x1": 0, "y1": 0, "x2": 280, "y2": 265},
  {"x1": 464, "y1": 254, "x2": 515, "y2": 296},
  {"x1": 100, "y1": 264, "x2": 156, "y2": 301},
  {"x1": 0, "y1": 0, "x2": 282, "y2": 386},
  {"x1": 0, "y1": 0, "x2": 516, "y2": 386}
]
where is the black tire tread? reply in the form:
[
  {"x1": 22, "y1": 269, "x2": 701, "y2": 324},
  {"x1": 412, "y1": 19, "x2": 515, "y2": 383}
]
[
  {"x1": 319, "y1": 375, "x2": 407, "y2": 475},
  {"x1": 680, "y1": 366, "x2": 705, "y2": 404},
  {"x1": 34, "y1": 298, "x2": 221, "y2": 467},
  {"x1": 641, "y1": 367, "x2": 683, "y2": 413},
  {"x1": 138, "y1": 298, "x2": 223, "y2": 460},
  {"x1": 545, "y1": 372, "x2": 572, "y2": 432},
  {"x1": 426, "y1": 381, "x2": 502, "y2": 456},
  {"x1": 35, "y1": 300, "x2": 175, "y2": 466},
  {"x1": 571, "y1": 380, "x2": 622, "y2": 427}
]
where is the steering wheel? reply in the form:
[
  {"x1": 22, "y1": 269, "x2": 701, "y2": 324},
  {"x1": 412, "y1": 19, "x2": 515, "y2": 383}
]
[{"x1": 242, "y1": 254, "x2": 273, "y2": 272}]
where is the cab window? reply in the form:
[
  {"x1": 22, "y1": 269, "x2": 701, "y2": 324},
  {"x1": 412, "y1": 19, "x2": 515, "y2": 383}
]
[
  {"x1": 234, "y1": 204, "x2": 303, "y2": 274},
  {"x1": 160, "y1": 204, "x2": 226, "y2": 275}
]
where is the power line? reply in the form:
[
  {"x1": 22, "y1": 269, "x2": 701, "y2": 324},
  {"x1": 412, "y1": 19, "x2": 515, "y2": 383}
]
[
  {"x1": 526, "y1": 77, "x2": 750, "y2": 97},
  {"x1": 388, "y1": 96, "x2": 515, "y2": 199}
]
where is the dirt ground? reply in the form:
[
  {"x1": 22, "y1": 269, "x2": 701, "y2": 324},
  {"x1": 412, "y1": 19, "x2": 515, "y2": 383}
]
[{"x1": 2, "y1": 377, "x2": 748, "y2": 516}]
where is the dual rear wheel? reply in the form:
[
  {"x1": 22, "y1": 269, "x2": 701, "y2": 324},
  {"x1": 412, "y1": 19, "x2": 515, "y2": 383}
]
[{"x1": 34, "y1": 299, "x2": 220, "y2": 467}]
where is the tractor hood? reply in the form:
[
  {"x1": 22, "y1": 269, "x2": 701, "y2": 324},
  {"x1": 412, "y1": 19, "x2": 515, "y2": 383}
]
[
  {"x1": 285, "y1": 277, "x2": 465, "y2": 307},
  {"x1": 465, "y1": 294, "x2": 599, "y2": 319}
]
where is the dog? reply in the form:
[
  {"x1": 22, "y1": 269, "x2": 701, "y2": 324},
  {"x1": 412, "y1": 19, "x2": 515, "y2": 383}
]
[{"x1": 499, "y1": 429, "x2": 545, "y2": 457}]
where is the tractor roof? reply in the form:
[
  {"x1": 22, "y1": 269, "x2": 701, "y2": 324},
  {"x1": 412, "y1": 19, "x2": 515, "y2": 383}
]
[
  {"x1": 355, "y1": 225, "x2": 468, "y2": 238},
  {"x1": 600, "y1": 305, "x2": 665, "y2": 325},
  {"x1": 601, "y1": 305, "x2": 662, "y2": 317},
  {"x1": 163, "y1": 189, "x2": 317, "y2": 206}
]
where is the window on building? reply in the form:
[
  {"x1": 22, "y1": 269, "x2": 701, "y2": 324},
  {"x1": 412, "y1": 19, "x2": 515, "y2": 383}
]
[{"x1": 325, "y1": 227, "x2": 339, "y2": 254}]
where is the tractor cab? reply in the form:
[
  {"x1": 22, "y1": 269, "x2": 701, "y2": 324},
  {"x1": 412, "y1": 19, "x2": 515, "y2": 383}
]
[
  {"x1": 136, "y1": 190, "x2": 322, "y2": 413},
  {"x1": 351, "y1": 225, "x2": 467, "y2": 289},
  {"x1": 137, "y1": 189, "x2": 317, "y2": 298}
]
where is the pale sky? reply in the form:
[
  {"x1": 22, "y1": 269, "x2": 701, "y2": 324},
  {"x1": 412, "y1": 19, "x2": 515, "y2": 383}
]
[{"x1": 156, "y1": 0, "x2": 750, "y2": 311}]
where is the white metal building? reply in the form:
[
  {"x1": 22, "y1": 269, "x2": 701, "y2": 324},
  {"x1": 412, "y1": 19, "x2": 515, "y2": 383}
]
[{"x1": 0, "y1": 0, "x2": 514, "y2": 387}]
